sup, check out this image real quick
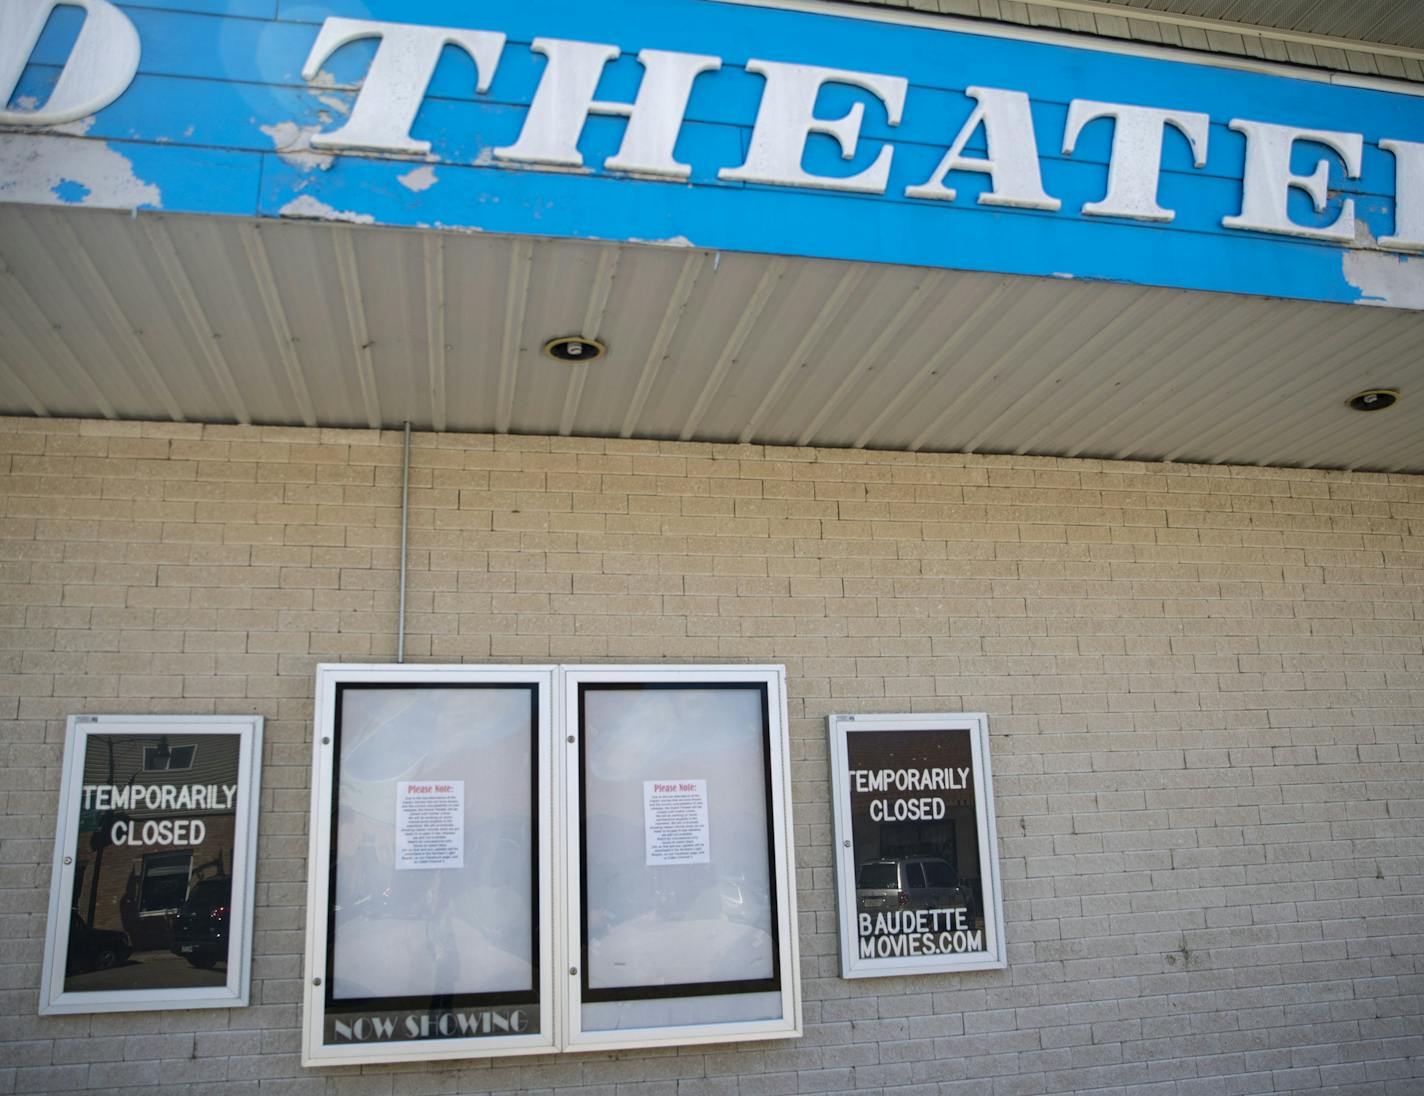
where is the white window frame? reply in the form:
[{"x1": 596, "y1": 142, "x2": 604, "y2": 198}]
[
  {"x1": 303, "y1": 663, "x2": 801, "y2": 1066},
  {"x1": 827, "y1": 712, "x2": 1006, "y2": 978},
  {"x1": 136, "y1": 850, "x2": 194, "y2": 916},
  {"x1": 39, "y1": 714, "x2": 263, "y2": 1014},
  {"x1": 561, "y1": 665, "x2": 801, "y2": 1052},
  {"x1": 143, "y1": 742, "x2": 197, "y2": 771},
  {"x1": 302, "y1": 664, "x2": 557, "y2": 1067}
]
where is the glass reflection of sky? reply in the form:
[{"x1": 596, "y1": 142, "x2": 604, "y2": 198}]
[
  {"x1": 583, "y1": 688, "x2": 774, "y2": 989},
  {"x1": 332, "y1": 687, "x2": 535, "y2": 1000},
  {"x1": 340, "y1": 687, "x2": 531, "y2": 826},
  {"x1": 585, "y1": 688, "x2": 763, "y2": 784},
  {"x1": 343, "y1": 688, "x2": 529, "y2": 782}
]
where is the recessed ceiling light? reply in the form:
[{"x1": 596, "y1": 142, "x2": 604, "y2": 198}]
[
  {"x1": 1347, "y1": 388, "x2": 1400, "y2": 412},
  {"x1": 543, "y1": 336, "x2": 606, "y2": 363}
]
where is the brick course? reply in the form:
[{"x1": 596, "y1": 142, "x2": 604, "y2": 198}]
[{"x1": 1, "y1": 415, "x2": 1421, "y2": 1095}]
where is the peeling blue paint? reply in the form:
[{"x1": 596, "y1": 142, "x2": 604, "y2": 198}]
[
  {"x1": 3, "y1": 0, "x2": 1423, "y2": 307},
  {"x1": 52, "y1": 178, "x2": 91, "y2": 203}
]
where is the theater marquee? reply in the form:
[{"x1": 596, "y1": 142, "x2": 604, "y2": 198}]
[
  {"x1": 3, "y1": 0, "x2": 1421, "y2": 307},
  {"x1": 827, "y1": 713, "x2": 1005, "y2": 978}
]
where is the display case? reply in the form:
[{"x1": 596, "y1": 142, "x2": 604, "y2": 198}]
[
  {"x1": 303, "y1": 664, "x2": 799, "y2": 1066},
  {"x1": 563, "y1": 666, "x2": 800, "y2": 1051},
  {"x1": 40, "y1": 715, "x2": 262, "y2": 1014},
  {"x1": 827, "y1": 712, "x2": 1005, "y2": 978}
]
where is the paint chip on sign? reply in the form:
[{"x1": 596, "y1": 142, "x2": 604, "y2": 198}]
[
  {"x1": 0, "y1": 134, "x2": 160, "y2": 210},
  {"x1": 398, "y1": 165, "x2": 438, "y2": 192},
  {"x1": 278, "y1": 195, "x2": 374, "y2": 224},
  {"x1": 260, "y1": 121, "x2": 335, "y2": 171}
]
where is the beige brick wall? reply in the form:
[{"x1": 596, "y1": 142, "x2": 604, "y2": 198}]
[{"x1": 2, "y1": 415, "x2": 1421, "y2": 1095}]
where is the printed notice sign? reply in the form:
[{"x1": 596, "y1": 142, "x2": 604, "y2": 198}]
[
  {"x1": 643, "y1": 779, "x2": 710, "y2": 866},
  {"x1": 395, "y1": 780, "x2": 465, "y2": 870}
]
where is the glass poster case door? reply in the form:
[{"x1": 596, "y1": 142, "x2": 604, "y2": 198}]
[
  {"x1": 562, "y1": 666, "x2": 800, "y2": 1051},
  {"x1": 40, "y1": 714, "x2": 263, "y2": 1015},
  {"x1": 827, "y1": 712, "x2": 1006, "y2": 978},
  {"x1": 303, "y1": 666, "x2": 556, "y2": 1065}
]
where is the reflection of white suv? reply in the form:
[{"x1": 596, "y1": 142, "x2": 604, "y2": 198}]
[{"x1": 856, "y1": 857, "x2": 970, "y2": 914}]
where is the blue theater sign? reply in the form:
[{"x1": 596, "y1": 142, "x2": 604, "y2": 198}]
[{"x1": 2, "y1": 0, "x2": 1422, "y2": 306}]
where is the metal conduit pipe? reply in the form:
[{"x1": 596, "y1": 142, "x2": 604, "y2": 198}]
[{"x1": 397, "y1": 421, "x2": 411, "y2": 663}]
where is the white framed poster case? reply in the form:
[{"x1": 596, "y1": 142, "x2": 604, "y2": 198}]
[
  {"x1": 39, "y1": 714, "x2": 263, "y2": 1014},
  {"x1": 302, "y1": 663, "x2": 801, "y2": 1066},
  {"x1": 302, "y1": 664, "x2": 557, "y2": 1066},
  {"x1": 561, "y1": 664, "x2": 801, "y2": 1052},
  {"x1": 828, "y1": 712, "x2": 1006, "y2": 978}
]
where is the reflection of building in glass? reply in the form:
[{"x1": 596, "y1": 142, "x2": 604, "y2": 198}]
[
  {"x1": 70, "y1": 734, "x2": 239, "y2": 962},
  {"x1": 144, "y1": 743, "x2": 196, "y2": 771},
  {"x1": 137, "y1": 851, "x2": 193, "y2": 914},
  {"x1": 845, "y1": 730, "x2": 983, "y2": 924}
]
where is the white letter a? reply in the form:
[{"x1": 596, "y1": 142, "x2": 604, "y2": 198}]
[{"x1": 905, "y1": 86, "x2": 1060, "y2": 211}]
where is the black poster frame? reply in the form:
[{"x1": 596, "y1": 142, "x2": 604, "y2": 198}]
[
  {"x1": 322, "y1": 681, "x2": 542, "y2": 1027},
  {"x1": 575, "y1": 680, "x2": 782, "y2": 1004}
]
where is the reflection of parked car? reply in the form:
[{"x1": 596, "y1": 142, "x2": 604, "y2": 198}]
[
  {"x1": 171, "y1": 878, "x2": 230, "y2": 968},
  {"x1": 66, "y1": 911, "x2": 132, "y2": 974},
  {"x1": 856, "y1": 858, "x2": 970, "y2": 914}
]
